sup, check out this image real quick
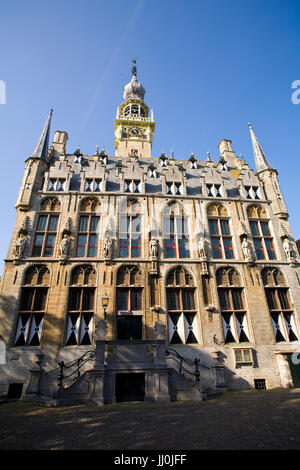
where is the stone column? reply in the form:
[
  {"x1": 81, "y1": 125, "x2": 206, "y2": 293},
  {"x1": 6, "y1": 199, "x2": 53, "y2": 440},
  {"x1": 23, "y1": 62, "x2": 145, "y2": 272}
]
[
  {"x1": 88, "y1": 321, "x2": 107, "y2": 406},
  {"x1": 211, "y1": 350, "x2": 227, "y2": 392},
  {"x1": 24, "y1": 352, "x2": 44, "y2": 401}
]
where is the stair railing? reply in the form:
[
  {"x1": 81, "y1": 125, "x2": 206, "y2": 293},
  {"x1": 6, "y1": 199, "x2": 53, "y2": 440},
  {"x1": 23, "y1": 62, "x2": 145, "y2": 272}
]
[
  {"x1": 165, "y1": 347, "x2": 209, "y2": 386},
  {"x1": 45, "y1": 350, "x2": 96, "y2": 389}
]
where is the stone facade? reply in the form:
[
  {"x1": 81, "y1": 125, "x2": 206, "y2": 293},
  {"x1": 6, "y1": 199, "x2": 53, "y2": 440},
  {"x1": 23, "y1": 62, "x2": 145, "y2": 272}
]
[{"x1": 1, "y1": 62, "x2": 300, "y2": 403}]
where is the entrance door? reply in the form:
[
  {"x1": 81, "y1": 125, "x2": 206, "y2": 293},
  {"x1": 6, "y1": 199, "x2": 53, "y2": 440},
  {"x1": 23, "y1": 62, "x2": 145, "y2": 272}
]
[
  {"x1": 287, "y1": 354, "x2": 300, "y2": 388},
  {"x1": 115, "y1": 373, "x2": 145, "y2": 402},
  {"x1": 117, "y1": 315, "x2": 142, "y2": 340}
]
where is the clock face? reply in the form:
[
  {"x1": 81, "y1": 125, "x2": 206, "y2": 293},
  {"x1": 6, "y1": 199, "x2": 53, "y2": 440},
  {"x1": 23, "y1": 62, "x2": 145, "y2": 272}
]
[{"x1": 125, "y1": 127, "x2": 147, "y2": 139}]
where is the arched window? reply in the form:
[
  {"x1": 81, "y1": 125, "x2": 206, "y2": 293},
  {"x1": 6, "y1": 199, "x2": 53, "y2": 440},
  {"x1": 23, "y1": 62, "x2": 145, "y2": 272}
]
[
  {"x1": 166, "y1": 267, "x2": 198, "y2": 344},
  {"x1": 216, "y1": 267, "x2": 250, "y2": 343},
  {"x1": 207, "y1": 204, "x2": 234, "y2": 259},
  {"x1": 163, "y1": 202, "x2": 190, "y2": 259},
  {"x1": 76, "y1": 198, "x2": 100, "y2": 257},
  {"x1": 116, "y1": 265, "x2": 143, "y2": 340},
  {"x1": 247, "y1": 205, "x2": 276, "y2": 260},
  {"x1": 119, "y1": 200, "x2": 142, "y2": 258},
  {"x1": 14, "y1": 265, "x2": 50, "y2": 346},
  {"x1": 65, "y1": 265, "x2": 96, "y2": 346},
  {"x1": 262, "y1": 268, "x2": 298, "y2": 342},
  {"x1": 32, "y1": 198, "x2": 60, "y2": 257}
]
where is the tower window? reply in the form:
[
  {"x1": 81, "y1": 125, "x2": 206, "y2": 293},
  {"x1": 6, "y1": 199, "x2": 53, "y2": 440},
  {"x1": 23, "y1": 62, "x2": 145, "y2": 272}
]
[{"x1": 123, "y1": 104, "x2": 146, "y2": 117}]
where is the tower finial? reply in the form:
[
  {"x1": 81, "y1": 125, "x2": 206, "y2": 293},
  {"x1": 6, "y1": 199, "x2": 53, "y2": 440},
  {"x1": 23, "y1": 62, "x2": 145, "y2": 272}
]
[{"x1": 132, "y1": 57, "x2": 137, "y2": 77}]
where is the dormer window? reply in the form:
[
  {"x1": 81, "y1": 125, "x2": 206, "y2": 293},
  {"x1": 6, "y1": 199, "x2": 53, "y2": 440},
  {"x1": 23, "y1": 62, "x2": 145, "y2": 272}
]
[
  {"x1": 148, "y1": 167, "x2": 157, "y2": 178},
  {"x1": 85, "y1": 179, "x2": 102, "y2": 192},
  {"x1": 206, "y1": 184, "x2": 222, "y2": 197},
  {"x1": 245, "y1": 186, "x2": 260, "y2": 200},
  {"x1": 48, "y1": 178, "x2": 66, "y2": 192},
  {"x1": 219, "y1": 161, "x2": 227, "y2": 171},
  {"x1": 125, "y1": 180, "x2": 141, "y2": 194},
  {"x1": 166, "y1": 182, "x2": 183, "y2": 196},
  {"x1": 190, "y1": 161, "x2": 197, "y2": 169}
]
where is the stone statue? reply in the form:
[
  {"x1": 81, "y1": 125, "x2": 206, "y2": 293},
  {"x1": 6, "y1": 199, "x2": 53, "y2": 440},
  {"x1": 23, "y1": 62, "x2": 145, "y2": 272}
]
[
  {"x1": 242, "y1": 237, "x2": 253, "y2": 262},
  {"x1": 60, "y1": 234, "x2": 70, "y2": 256},
  {"x1": 283, "y1": 237, "x2": 294, "y2": 262},
  {"x1": 150, "y1": 238, "x2": 158, "y2": 258},
  {"x1": 198, "y1": 237, "x2": 207, "y2": 259},
  {"x1": 103, "y1": 235, "x2": 113, "y2": 258},
  {"x1": 14, "y1": 233, "x2": 27, "y2": 258}
]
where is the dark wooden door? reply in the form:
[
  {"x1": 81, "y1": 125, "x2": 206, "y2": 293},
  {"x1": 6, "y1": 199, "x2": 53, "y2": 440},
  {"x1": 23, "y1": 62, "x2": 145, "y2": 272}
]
[
  {"x1": 115, "y1": 373, "x2": 145, "y2": 402},
  {"x1": 287, "y1": 354, "x2": 300, "y2": 387},
  {"x1": 117, "y1": 315, "x2": 142, "y2": 340}
]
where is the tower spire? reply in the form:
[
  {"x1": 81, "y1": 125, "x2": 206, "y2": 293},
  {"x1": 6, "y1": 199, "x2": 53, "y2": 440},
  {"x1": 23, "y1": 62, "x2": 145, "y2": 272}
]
[
  {"x1": 31, "y1": 109, "x2": 53, "y2": 161},
  {"x1": 248, "y1": 123, "x2": 274, "y2": 174}
]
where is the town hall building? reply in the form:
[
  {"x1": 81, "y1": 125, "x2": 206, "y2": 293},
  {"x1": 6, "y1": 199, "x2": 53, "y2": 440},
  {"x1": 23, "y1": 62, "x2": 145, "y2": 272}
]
[{"x1": 0, "y1": 60, "x2": 299, "y2": 404}]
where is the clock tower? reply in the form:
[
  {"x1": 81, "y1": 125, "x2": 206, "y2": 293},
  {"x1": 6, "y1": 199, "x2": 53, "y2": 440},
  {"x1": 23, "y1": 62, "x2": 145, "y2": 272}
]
[{"x1": 115, "y1": 59, "x2": 155, "y2": 159}]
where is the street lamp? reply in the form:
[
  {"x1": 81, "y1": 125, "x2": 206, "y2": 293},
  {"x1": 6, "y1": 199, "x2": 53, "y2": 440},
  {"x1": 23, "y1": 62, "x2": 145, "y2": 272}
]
[{"x1": 102, "y1": 293, "x2": 109, "y2": 319}]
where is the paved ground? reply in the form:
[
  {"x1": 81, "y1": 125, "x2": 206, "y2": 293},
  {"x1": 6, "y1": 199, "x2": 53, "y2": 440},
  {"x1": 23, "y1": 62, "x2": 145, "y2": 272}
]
[{"x1": 0, "y1": 388, "x2": 300, "y2": 450}]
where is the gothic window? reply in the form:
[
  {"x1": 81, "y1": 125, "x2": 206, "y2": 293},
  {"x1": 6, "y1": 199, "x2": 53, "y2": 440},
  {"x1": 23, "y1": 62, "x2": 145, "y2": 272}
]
[
  {"x1": 262, "y1": 268, "x2": 298, "y2": 342},
  {"x1": 163, "y1": 202, "x2": 190, "y2": 259},
  {"x1": 166, "y1": 267, "x2": 199, "y2": 344},
  {"x1": 85, "y1": 178, "x2": 102, "y2": 192},
  {"x1": 48, "y1": 178, "x2": 66, "y2": 191},
  {"x1": 124, "y1": 180, "x2": 141, "y2": 193},
  {"x1": 216, "y1": 268, "x2": 250, "y2": 344},
  {"x1": 32, "y1": 198, "x2": 60, "y2": 257},
  {"x1": 65, "y1": 265, "x2": 96, "y2": 346},
  {"x1": 247, "y1": 205, "x2": 276, "y2": 260},
  {"x1": 206, "y1": 184, "x2": 222, "y2": 197},
  {"x1": 207, "y1": 204, "x2": 234, "y2": 259},
  {"x1": 119, "y1": 201, "x2": 142, "y2": 258},
  {"x1": 116, "y1": 265, "x2": 143, "y2": 340},
  {"x1": 76, "y1": 199, "x2": 100, "y2": 257},
  {"x1": 14, "y1": 266, "x2": 49, "y2": 346}
]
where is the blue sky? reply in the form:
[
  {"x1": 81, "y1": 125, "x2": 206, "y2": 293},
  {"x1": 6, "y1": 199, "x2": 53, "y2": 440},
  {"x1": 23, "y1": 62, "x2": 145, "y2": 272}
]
[{"x1": 0, "y1": 0, "x2": 300, "y2": 273}]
